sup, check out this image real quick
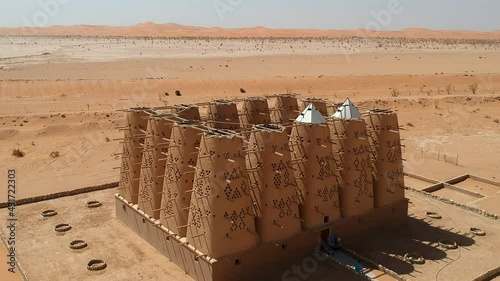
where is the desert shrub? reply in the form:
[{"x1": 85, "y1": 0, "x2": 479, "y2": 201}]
[
  {"x1": 50, "y1": 151, "x2": 60, "y2": 158},
  {"x1": 406, "y1": 122, "x2": 414, "y2": 127},
  {"x1": 105, "y1": 137, "x2": 111, "y2": 142},
  {"x1": 469, "y1": 84, "x2": 478, "y2": 94},
  {"x1": 240, "y1": 88, "x2": 246, "y2": 93},
  {"x1": 175, "y1": 90, "x2": 181, "y2": 96},
  {"x1": 390, "y1": 89, "x2": 400, "y2": 97},
  {"x1": 12, "y1": 149, "x2": 25, "y2": 158}
]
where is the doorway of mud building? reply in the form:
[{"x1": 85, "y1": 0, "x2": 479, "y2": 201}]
[{"x1": 320, "y1": 228, "x2": 330, "y2": 251}]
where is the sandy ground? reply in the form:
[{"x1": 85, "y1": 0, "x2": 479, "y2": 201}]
[
  {"x1": 470, "y1": 195, "x2": 500, "y2": 216},
  {"x1": 351, "y1": 191, "x2": 500, "y2": 281},
  {"x1": 0, "y1": 189, "x2": 498, "y2": 281},
  {"x1": 0, "y1": 189, "x2": 358, "y2": 281},
  {"x1": 454, "y1": 178, "x2": 499, "y2": 197},
  {"x1": 403, "y1": 176, "x2": 436, "y2": 190},
  {"x1": 1, "y1": 23, "x2": 500, "y2": 39},
  {"x1": 1, "y1": 38, "x2": 499, "y2": 202},
  {"x1": 432, "y1": 188, "x2": 480, "y2": 205},
  {"x1": 404, "y1": 173, "x2": 500, "y2": 216},
  {"x1": 0, "y1": 31, "x2": 499, "y2": 280},
  {"x1": 0, "y1": 244, "x2": 23, "y2": 281}
]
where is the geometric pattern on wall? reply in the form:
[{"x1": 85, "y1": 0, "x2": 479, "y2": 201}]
[
  {"x1": 364, "y1": 110, "x2": 405, "y2": 207},
  {"x1": 316, "y1": 186, "x2": 336, "y2": 202},
  {"x1": 384, "y1": 167, "x2": 404, "y2": 192},
  {"x1": 271, "y1": 160, "x2": 294, "y2": 188},
  {"x1": 186, "y1": 133, "x2": 257, "y2": 259},
  {"x1": 289, "y1": 123, "x2": 341, "y2": 229},
  {"x1": 225, "y1": 207, "x2": 251, "y2": 232},
  {"x1": 316, "y1": 155, "x2": 336, "y2": 180},
  {"x1": 272, "y1": 194, "x2": 297, "y2": 218}
]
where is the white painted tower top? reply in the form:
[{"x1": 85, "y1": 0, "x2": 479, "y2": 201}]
[
  {"x1": 295, "y1": 103, "x2": 326, "y2": 124},
  {"x1": 333, "y1": 98, "x2": 362, "y2": 120}
]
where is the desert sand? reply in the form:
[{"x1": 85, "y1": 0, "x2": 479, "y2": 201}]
[
  {"x1": 1, "y1": 33, "x2": 499, "y2": 201},
  {"x1": 0, "y1": 24, "x2": 499, "y2": 280},
  {"x1": 0, "y1": 244, "x2": 23, "y2": 281},
  {"x1": 1, "y1": 23, "x2": 500, "y2": 39},
  {"x1": 0, "y1": 188, "x2": 362, "y2": 281},
  {"x1": 0, "y1": 186, "x2": 498, "y2": 281}
]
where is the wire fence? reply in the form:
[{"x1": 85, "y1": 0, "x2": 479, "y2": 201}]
[{"x1": 420, "y1": 148, "x2": 459, "y2": 166}]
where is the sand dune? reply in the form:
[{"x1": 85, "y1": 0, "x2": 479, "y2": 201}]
[{"x1": 1, "y1": 22, "x2": 499, "y2": 39}]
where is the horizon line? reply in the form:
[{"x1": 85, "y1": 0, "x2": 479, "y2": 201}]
[{"x1": 1, "y1": 22, "x2": 499, "y2": 33}]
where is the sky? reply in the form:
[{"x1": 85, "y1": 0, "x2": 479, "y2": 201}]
[{"x1": 1, "y1": 0, "x2": 499, "y2": 31}]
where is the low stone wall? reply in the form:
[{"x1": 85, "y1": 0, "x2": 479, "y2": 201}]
[
  {"x1": 404, "y1": 172, "x2": 440, "y2": 184},
  {"x1": 472, "y1": 265, "x2": 500, "y2": 281},
  {"x1": 0, "y1": 182, "x2": 118, "y2": 209},
  {"x1": 323, "y1": 253, "x2": 370, "y2": 281},
  {"x1": 405, "y1": 186, "x2": 499, "y2": 221},
  {"x1": 341, "y1": 247, "x2": 408, "y2": 281},
  {"x1": 469, "y1": 175, "x2": 500, "y2": 188}
]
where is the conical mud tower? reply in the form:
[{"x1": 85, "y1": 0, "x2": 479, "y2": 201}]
[
  {"x1": 240, "y1": 97, "x2": 271, "y2": 126},
  {"x1": 271, "y1": 94, "x2": 300, "y2": 129},
  {"x1": 118, "y1": 108, "x2": 150, "y2": 204},
  {"x1": 330, "y1": 111, "x2": 374, "y2": 217},
  {"x1": 207, "y1": 100, "x2": 241, "y2": 131},
  {"x1": 174, "y1": 104, "x2": 201, "y2": 121},
  {"x1": 160, "y1": 121, "x2": 203, "y2": 237},
  {"x1": 115, "y1": 99, "x2": 410, "y2": 281},
  {"x1": 302, "y1": 98, "x2": 328, "y2": 116},
  {"x1": 137, "y1": 116, "x2": 174, "y2": 218},
  {"x1": 246, "y1": 124, "x2": 301, "y2": 243},
  {"x1": 290, "y1": 104, "x2": 341, "y2": 230},
  {"x1": 364, "y1": 110, "x2": 405, "y2": 208},
  {"x1": 186, "y1": 132, "x2": 257, "y2": 259}
]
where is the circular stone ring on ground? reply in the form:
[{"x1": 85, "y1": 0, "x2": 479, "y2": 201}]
[
  {"x1": 404, "y1": 252, "x2": 425, "y2": 264},
  {"x1": 469, "y1": 227, "x2": 486, "y2": 236},
  {"x1": 86, "y1": 200, "x2": 102, "y2": 208},
  {"x1": 41, "y1": 210, "x2": 58, "y2": 217},
  {"x1": 70, "y1": 240, "x2": 88, "y2": 250},
  {"x1": 87, "y1": 260, "x2": 107, "y2": 271},
  {"x1": 425, "y1": 211, "x2": 442, "y2": 219},
  {"x1": 438, "y1": 239, "x2": 458, "y2": 249},
  {"x1": 54, "y1": 224, "x2": 72, "y2": 232}
]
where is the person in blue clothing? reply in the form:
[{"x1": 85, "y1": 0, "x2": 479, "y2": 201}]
[
  {"x1": 355, "y1": 260, "x2": 362, "y2": 273},
  {"x1": 327, "y1": 234, "x2": 336, "y2": 254}
]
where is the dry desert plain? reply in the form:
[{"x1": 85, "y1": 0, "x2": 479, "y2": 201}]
[{"x1": 0, "y1": 25, "x2": 500, "y2": 281}]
